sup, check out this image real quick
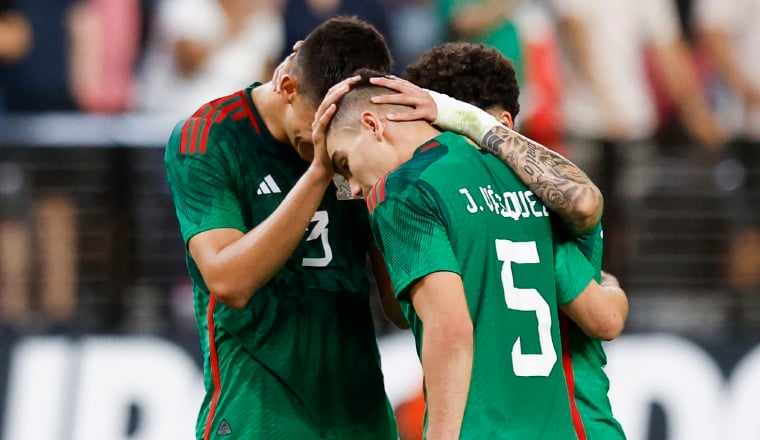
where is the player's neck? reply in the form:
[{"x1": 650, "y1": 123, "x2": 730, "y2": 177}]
[
  {"x1": 391, "y1": 121, "x2": 441, "y2": 159},
  {"x1": 250, "y1": 83, "x2": 289, "y2": 144}
]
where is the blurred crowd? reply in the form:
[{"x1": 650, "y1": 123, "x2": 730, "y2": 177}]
[{"x1": 0, "y1": 0, "x2": 758, "y2": 337}]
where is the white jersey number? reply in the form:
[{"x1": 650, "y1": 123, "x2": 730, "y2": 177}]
[
  {"x1": 495, "y1": 239, "x2": 557, "y2": 377},
  {"x1": 302, "y1": 210, "x2": 333, "y2": 267}
]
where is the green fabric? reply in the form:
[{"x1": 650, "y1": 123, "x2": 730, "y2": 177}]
[
  {"x1": 561, "y1": 223, "x2": 627, "y2": 439},
  {"x1": 165, "y1": 84, "x2": 397, "y2": 439},
  {"x1": 370, "y1": 131, "x2": 578, "y2": 439}
]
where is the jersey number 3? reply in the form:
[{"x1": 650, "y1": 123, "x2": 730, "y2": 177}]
[
  {"x1": 302, "y1": 210, "x2": 333, "y2": 267},
  {"x1": 495, "y1": 239, "x2": 557, "y2": 377}
]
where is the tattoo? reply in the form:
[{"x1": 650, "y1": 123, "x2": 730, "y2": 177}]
[{"x1": 481, "y1": 126, "x2": 603, "y2": 233}]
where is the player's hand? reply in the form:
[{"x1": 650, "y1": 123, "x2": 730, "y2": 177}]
[
  {"x1": 600, "y1": 271, "x2": 621, "y2": 290},
  {"x1": 369, "y1": 75, "x2": 438, "y2": 122},
  {"x1": 311, "y1": 75, "x2": 361, "y2": 173},
  {"x1": 272, "y1": 40, "x2": 303, "y2": 92}
]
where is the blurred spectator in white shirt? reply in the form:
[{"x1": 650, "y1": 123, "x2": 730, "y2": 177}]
[
  {"x1": 695, "y1": 0, "x2": 760, "y2": 318},
  {"x1": 550, "y1": 0, "x2": 726, "y2": 277},
  {"x1": 136, "y1": 0, "x2": 283, "y2": 115}
]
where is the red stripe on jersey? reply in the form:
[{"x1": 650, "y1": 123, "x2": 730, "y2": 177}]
[
  {"x1": 365, "y1": 187, "x2": 376, "y2": 214},
  {"x1": 203, "y1": 296, "x2": 222, "y2": 440},
  {"x1": 196, "y1": 93, "x2": 239, "y2": 117},
  {"x1": 240, "y1": 90, "x2": 261, "y2": 135},
  {"x1": 179, "y1": 119, "x2": 193, "y2": 154},
  {"x1": 420, "y1": 140, "x2": 441, "y2": 153},
  {"x1": 376, "y1": 175, "x2": 387, "y2": 204},
  {"x1": 560, "y1": 314, "x2": 587, "y2": 440},
  {"x1": 188, "y1": 119, "x2": 201, "y2": 154},
  {"x1": 213, "y1": 100, "x2": 244, "y2": 123},
  {"x1": 198, "y1": 119, "x2": 210, "y2": 154},
  {"x1": 230, "y1": 107, "x2": 246, "y2": 121}
]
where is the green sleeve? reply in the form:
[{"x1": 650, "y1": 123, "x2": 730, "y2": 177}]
[
  {"x1": 371, "y1": 182, "x2": 460, "y2": 301},
  {"x1": 554, "y1": 239, "x2": 595, "y2": 306},
  {"x1": 164, "y1": 119, "x2": 247, "y2": 244}
]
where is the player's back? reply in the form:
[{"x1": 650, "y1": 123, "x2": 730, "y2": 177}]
[{"x1": 396, "y1": 132, "x2": 577, "y2": 439}]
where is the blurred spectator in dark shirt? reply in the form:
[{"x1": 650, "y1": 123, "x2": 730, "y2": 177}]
[{"x1": 282, "y1": 0, "x2": 390, "y2": 67}]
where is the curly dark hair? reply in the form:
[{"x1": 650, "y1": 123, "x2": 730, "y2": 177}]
[
  {"x1": 293, "y1": 16, "x2": 393, "y2": 106},
  {"x1": 405, "y1": 42, "x2": 520, "y2": 119}
]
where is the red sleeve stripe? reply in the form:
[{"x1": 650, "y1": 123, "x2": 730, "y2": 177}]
[
  {"x1": 179, "y1": 118, "x2": 193, "y2": 154},
  {"x1": 560, "y1": 314, "x2": 587, "y2": 440},
  {"x1": 212, "y1": 99, "x2": 243, "y2": 123},
  {"x1": 230, "y1": 107, "x2": 246, "y2": 121},
  {"x1": 203, "y1": 296, "x2": 222, "y2": 440},
  {"x1": 188, "y1": 119, "x2": 202, "y2": 154},
  {"x1": 198, "y1": 119, "x2": 211, "y2": 154},
  {"x1": 240, "y1": 90, "x2": 261, "y2": 135}
]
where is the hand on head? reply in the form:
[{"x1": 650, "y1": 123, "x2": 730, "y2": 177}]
[
  {"x1": 311, "y1": 75, "x2": 362, "y2": 173},
  {"x1": 369, "y1": 76, "x2": 438, "y2": 123}
]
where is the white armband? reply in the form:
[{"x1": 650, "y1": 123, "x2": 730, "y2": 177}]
[{"x1": 429, "y1": 90, "x2": 501, "y2": 143}]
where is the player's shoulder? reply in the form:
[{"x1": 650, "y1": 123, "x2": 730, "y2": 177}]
[{"x1": 166, "y1": 90, "x2": 251, "y2": 156}]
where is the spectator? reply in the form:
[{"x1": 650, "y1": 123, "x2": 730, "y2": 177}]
[
  {"x1": 0, "y1": 0, "x2": 31, "y2": 111},
  {"x1": 69, "y1": 0, "x2": 141, "y2": 113},
  {"x1": 282, "y1": 0, "x2": 390, "y2": 69},
  {"x1": 549, "y1": 0, "x2": 726, "y2": 277},
  {"x1": 383, "y1": 0, "x2": 443, "y2": 73},
  {"x1": 137, "y1": 0, "x2": 283, "y2": 115},
  {"x1": 0, "y1": 0, "x2": 79, "y2": 334},
  {"x1": 0, "y1": 0, "x2": 83, "y2": 112},
  {"x1": 694, "y1": 0, "x2": 760, "y2": 330}
]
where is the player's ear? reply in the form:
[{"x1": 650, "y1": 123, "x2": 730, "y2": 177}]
[
  {"x1": 279, "y1": 74, "x2": 298, "y2": 103},
  {"x1": 496, "y1": 110, "x2": 514, "y2": 129},
  {"x1": 360, "y1": 111, "x2": 384, "y2": 141}
]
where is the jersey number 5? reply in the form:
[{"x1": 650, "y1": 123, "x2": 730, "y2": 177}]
[
  {"x1": 302, "y1": 210, "x2": 333, "y2": 267},
  {"x1": 495, "y1": 239, "x2": 557, "y2": 377}
]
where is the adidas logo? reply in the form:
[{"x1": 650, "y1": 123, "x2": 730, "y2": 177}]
[
  {"x1": 217, "y1": 420, "x2": 232, "y2": 436},
  {"x1": 256, "y1": 174, "x2": 281, "y2": 195}
]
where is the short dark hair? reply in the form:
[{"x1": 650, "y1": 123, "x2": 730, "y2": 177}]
[
  {"x1": 327, "y1": 68, "x2": 400, "y2": 134},
  {"x1": 293, "y1": 16, "x2": 393, "y2": 106},
  {"x1": 405, "y1": 42, "x2": 520, "y2": 119}
]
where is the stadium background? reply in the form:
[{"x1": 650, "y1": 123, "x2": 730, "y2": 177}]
[{"x1": 0, "y1": 0, "x2": 758, "y2": 439}]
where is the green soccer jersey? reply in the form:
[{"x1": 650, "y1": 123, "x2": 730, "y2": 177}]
[
  {"x1": 555, "y1": 224, "x2": 626, "y2": 440},
  {"x1": 165, "y1": 84, "x2": 397, "y2": 440},
  {"x1": 369, "y1": 131, "x2": 589, "y2": 439}
]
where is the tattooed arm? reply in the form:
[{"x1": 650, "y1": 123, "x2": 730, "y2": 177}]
[
  {"x1": 370, "y1": 75, "x2": 603, "y2": 234},
  {"x1": 478, "y1": 125, "x2": 603, "y2": 234}
]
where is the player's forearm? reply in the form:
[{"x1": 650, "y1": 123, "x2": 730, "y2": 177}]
[
  {"x1": 204, "y1": 165, "x2": 333, "y2": 308},
  {"x1": 432, "y1": 92, "x2": 603, "y2": 234},
  {"x1": 560, "y1": 281, "x2": 628, "y2": 341},
  {"x1": 480, "y1": 126, "x2": 603, "y2": 234},
  {"x1": 421, "y1": 322, "x2": 472, "y2": 440}
]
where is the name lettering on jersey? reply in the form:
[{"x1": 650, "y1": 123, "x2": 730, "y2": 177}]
[
  {"x1": 256, "y1": 175, "x2": 281, "y2": 195},
  {"x1": 458, "y1": 186, "x2": 548, "y2": 220}
]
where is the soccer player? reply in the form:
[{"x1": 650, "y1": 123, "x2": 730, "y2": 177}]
[
  {"x1": 374, "y1": 42, "x2": 627, "y2": 439},
  {"x1": 164, "y1": 17, "x2": 398, "y2": 440},
  {"x1": 317, "y1": 73, "x2": 609, "y2": 439}
]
